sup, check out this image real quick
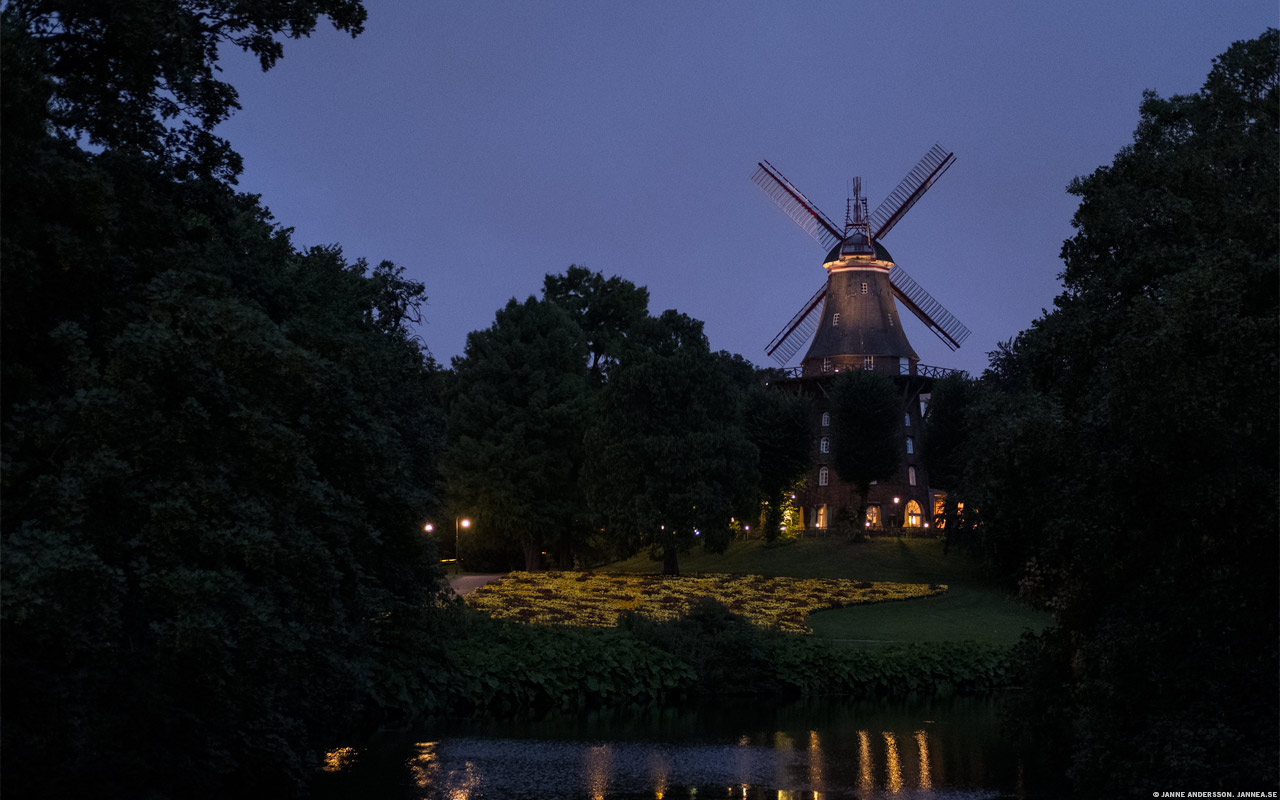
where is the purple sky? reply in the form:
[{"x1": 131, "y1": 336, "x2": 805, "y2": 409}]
[{"x1": 217, "y1": 2, "x2": 1274, "y2": 377}]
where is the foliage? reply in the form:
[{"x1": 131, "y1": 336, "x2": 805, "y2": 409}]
[
  {"x1": 442, "y1": 603, "x2": 1011, "y2": 707},
  {"x1": 2, "y1": 5, "x2": 454, "y2": 797},
  {"x1": 441, "y1": 296, "x2": 589, "y2": 570},
  {"x1": 582, "y1": 311, "x2": 759, "y2": 574},
  {"x1": 949, "y1": 30, "x2": 1279, "y2": 792},
  {"x1": 3, "y1": 0, "x2": 366, "y2": 181},
  {"x1": 619, "y1": 597, "x2": 783, "y2": 694},
  {"x1": 464, "y1": 570, "x2": 944, "y2": 633},
  {"x1": 744, "y1": 379, "x2": 811, "y2": 543},
  {"x1": 542, "y1": 264, "x2": 650, "y2": 381},
  {"x1": 439, "y1": 613, "x2": 695, "y2": 710},
  {"x1": 830, "y1": 370, "x2": 902, "y2": 520}
]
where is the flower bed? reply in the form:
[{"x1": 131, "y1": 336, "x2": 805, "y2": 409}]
[{"x1": 465, "y1": 571, "x2": 945, "y2": 634}]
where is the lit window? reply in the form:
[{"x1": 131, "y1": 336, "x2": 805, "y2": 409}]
[
  {"x1": 906, "y1": 436, "x2": 914, "y2": 454},
  {"x1": 905, "y1": 500, "x2": 923, "y2": 527},
  {"x1": 908, "y1": 466, "x2": 917, "y2": 486},
  {"x1": 818, "y1": 467, "x2": 829, "y2": 486},
  {"x1": 832, "y1": 313, "x2": 840, "y2": 327},
  {"x1": 904, "y1": 412, "x2": 911, "y2": 427},
  {"x1": 863, "y1": 355, "x2": 875, "y2": 370},
  {"x1": 816, "y1": 504, "x2": 828, "y2": 528},
  {"x1": 861, "y1": 282, "x2": 868, "y2": 294},
  {"x1": 865, "y1": 505, "x2": 881, "y2": 527},
  {"x1": 821, "y1": 412, "x2": 830, "y2": 427},
  {"x1": 823, "y1": 357, "x2": 832, "y2": 373},
  {"x1": 819, "y1": 436, "x2": 830, "y2": 454}
]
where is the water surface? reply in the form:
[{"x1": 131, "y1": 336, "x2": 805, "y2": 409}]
[{"x1": 316, "y1": 694, "x2": 1060, "y2": 799}]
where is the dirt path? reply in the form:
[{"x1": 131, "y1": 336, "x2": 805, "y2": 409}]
[{"x1": 447, "y1": 573, "x2": 506, "y2": 596}]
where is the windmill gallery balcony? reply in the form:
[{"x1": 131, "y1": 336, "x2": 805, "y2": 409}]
[{"x1": 770, "y1": 361, "x2": 968, "y2": 381}]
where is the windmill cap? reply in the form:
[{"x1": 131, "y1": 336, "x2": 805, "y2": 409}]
[{"x1": 825, "y1": 238, "x2": 894, "y2": 264}]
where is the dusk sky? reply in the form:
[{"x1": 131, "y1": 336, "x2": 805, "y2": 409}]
[{"x1": 217, "y1": 1, "x2": 1274, "y2": 377}]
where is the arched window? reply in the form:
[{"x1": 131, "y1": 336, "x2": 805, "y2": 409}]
[
  {"x1": 904, "y1": 412, "x2": 911, "y2": 427},
  {"x1": 819, "y1": 436, "x2": 830, "y2": 454},
  {"x1": 908, "y1": 466, "x2": 917, "y2": 486},
  {"x1": 906, "y1": 436, "x2": 914, "y2": 454},
  {"x1": 818, "y1": 466, "x2": 829, "y2": 486},
  {"x1": 821, "y1": 412, "x2": 830, "y2": 427},
  {"x1": 905, "y1": 500, "x2": 923, "y2": 527}
]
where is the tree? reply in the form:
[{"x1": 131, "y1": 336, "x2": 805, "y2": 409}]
[
  {"x1": 954, "y1": 30, "x2": 1278, "y2": 792},
  {"x1": 3, "y1": 0, "x2": 366, "y2": 180},
  {"x1": 441, "y1": 296, "x2": 589, "y2": 571},
  {"x1": 583, "y1": 311, "x2": 758, "y2": 574},
  {"x1": 829, "y1": 370, "x2": 901, "y2": 525},
  {"x1": 542, "y1": 265, "x2": 650, "y2": 381},
  {"x1": 2, "y1": 4, "x2": 456, "y2": 796},
  {"x1": 744, "y1": 379, "x2": 811, "y2": 543}
]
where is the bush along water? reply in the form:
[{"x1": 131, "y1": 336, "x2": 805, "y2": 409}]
[{"x1": 432, "y1": 599, "x2": 1015, "y2": 714}]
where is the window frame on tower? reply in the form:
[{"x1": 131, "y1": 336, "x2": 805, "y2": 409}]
[
  {"x1": 819, "y1": 436, "x2": 830, "y2": 454},
  {"x1": 821, "y1": 411, "x2": 830, "y2": 427},
  {"x1": 908, "y1": 466, "x2": 918, "y2": 486},
  {"x1": 906, "y1": 436, "x2": 914, "y2": 454},
  {"x1": 818, "y1": 466, "x2": 829, "y2": 486},
  {"x1": 832, "y1": 313, "x2": 840, "y2": 327},
  {"x1": 863, "y1": 355, "x2": 875, "y2": 371}
]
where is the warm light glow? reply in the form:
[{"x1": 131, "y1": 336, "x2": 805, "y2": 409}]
[
  {"x1": 322, "y1": 746, "x2": 357, "y2": 773},
  {"x1": 408, "y1": 742, "x2": 439, "y2": 789},
  {"x1": 807, "y1": 730, "x2": 825, "y2": 797},
  {"x1": 915, "y1": 730, "x2": 932, "y2": 789},
  {"x1": 883, "y1": 732, "x2": 903, "y2": 794},
  {"x1": 858, "y1": 731, "x2": 873, "y2": 793},
  {"x1": 460, "y1": 518, "x2": 471, "y2": 528},
  {"x1": 893, "y1": 497, "x2": 900, "y2": 504},
  {"x1": 651, "y1": 754, "x2": 669, "y2": 799},
  {"x1": 424, "y1": 523, "x2": 435, "y2": 533},
  {"x1": 923, "y1": 522, "x2": 929, "y2": 528},
  {"x1": 586, "y1": 744, "x2": 611, "y2": 800},
  {"x1": 446, "y1": 760, "x2": 479, "y2": 800}
]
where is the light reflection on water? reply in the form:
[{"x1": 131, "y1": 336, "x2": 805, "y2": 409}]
[{"x1": 316, "y1": 696, "x2": 1059, "y2": 799}]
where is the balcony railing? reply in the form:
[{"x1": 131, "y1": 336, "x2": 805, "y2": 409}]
[{"x1": 769, "y1": 362, "x2": 968, "y2": 381}]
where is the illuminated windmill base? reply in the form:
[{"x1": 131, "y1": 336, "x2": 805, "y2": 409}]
[{"x1": 753, "y1": 145, "x2": 971, "y2": 532}]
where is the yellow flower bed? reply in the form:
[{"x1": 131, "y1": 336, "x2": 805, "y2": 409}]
[{"x1": 465, "y1": 571, "x2": 945, "y2": 634}]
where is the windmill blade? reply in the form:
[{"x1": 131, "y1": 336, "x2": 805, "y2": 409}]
[
  {"x1": 752, "y1": 161, "x2": 843, "y2": 251},
  {"x1": 889, "y1": 264, "x2": 971, "y2": 351},
  {"x1": 869, "y1": 144, "x2": 956, "y2": 241},
  {"x1": 765, "y1": 283, "x2": 827, "y2": 364}
]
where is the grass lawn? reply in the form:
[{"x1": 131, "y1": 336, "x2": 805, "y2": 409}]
[{"x1": 601, "y1": 536, "x2": 1052, "y2": 649}]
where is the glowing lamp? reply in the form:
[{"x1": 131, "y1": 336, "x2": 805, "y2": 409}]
[{"x1": 423, "y1": 523, "x2": 435, "y2": 533}]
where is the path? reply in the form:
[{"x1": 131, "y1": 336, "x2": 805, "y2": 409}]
[{"x1": 448, "y1": 573, "x2": 506, "y2": 596}]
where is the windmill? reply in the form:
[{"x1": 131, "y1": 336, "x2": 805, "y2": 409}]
[{"x1": 752, "y1": 144, "x2": 970, "y2": 375}]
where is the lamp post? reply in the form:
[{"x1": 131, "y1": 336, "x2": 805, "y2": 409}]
[{"x1": 454, "y1": 516, "x2": 471, "y2": 574}]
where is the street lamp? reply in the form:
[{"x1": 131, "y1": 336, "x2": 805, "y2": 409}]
[{"x1": 455, "y1": 517, "x2": 471, "y2": 574}]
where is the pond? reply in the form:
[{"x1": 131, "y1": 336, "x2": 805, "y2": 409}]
[{"x1": 315, "y1": 694, "x2": 1063, "y2": 799}]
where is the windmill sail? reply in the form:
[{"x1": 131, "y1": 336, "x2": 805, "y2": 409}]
[
  {"x1": 752, "y1": 161, "x2": 843, "y2": 251},
  {"x1": 889, "y1": 264, "x2": 971, "y2": 351},
  {"x1": 869, "y1": 144, "x2": 956, "y2": 241},
  {"x1": 764, "y1": 284, "x2": 827, "y2": 364}
]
